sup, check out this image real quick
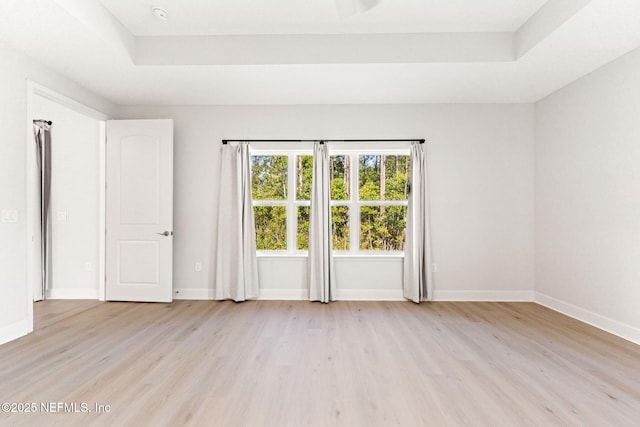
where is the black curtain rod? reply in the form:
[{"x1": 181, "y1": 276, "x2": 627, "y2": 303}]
[
  {"x1": 33, "y1": 119, "x2": 53, "y2": 125},
  {"x1": 222, "y1": 138, "x2": 424, "y2": 145}
]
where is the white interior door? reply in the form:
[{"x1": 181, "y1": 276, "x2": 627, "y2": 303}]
[{"x1": 106, "y1": 119, "x2": 173, "y2": 302}]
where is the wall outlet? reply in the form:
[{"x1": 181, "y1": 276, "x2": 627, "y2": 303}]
[
  {"x1": 57, "y1": 211, "x2": 67, "y2": 221},
  {"x1": 194, "y1": 262, "x2": 202, "y2": 272},
  {"x1": 84, "y1": 262, "x2": 92, "y2": 272},
  {"x1": 1, "y1": 209, "x2": 18, "y2": 223}
]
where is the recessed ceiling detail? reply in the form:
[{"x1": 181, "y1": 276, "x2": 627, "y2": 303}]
[
  {"x1": 0, "y1": 0, "x2": 639, "y2": 105},
  {"x1": 97, "y1": 0, "x2": 549, "y2": 36}
]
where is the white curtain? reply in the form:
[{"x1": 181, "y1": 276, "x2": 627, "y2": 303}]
[
  {"x1": 403, "y1": 142, "x2": 434, "y2": 303},
  {"x1": 214, "y1": 142, "x2": 260, "y2": 301},
  {"x1": 308, "y1": 142, "x2": 336, "y2": 303},
  {"x1": 33, "y1": 121, "x2": 52, "y2": 301}
]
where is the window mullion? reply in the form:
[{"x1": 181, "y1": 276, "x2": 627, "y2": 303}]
[
  {"x1": 350, "y1": 153, "x2": 359, "y2": 254},
  {"x1": 287, "y1": 153, "x2": 296, "y2": 254}
]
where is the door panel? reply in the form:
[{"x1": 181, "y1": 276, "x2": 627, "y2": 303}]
[
  {"x1": 119, "y1": 136, "x2": 160, "y2": 224},
  {"x1": 106, "y1": 119, "x2": 173, "y2": 302}
]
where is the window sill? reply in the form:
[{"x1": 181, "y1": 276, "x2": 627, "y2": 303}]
[
  {"x1": 257, "y1": 253, "x2": 308, "y2": 261},
  {"x1": 257, "y1": 253, "x2": 404, "y2": 261},
  {"x1": 335, "y1": 254, "x2": 404, "y2": 261}
]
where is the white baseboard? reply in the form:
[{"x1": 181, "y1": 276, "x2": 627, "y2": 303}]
[
  {"x1": 535, "y1": 292, "x2": 640, "y2": 345},
  {"x1": 173, "y1": 288, "x2": 536, "y2": 303},
  {"x1": 48, "y1": 288, "x2": 99, "y2": 300},
  {"x1": 335, "y1": 289, "x2": 405, "y2": 301},
  {"x1": 261, "y1": 289, "x2": 534, "y2": 302},
  {"x1": 174, "y1": 288, "x2": 214, "y2": 300},
  {"x1": 261, "y1": 289, "x2": 406, "y2": 301},
  {"x1": 0, "y1": 318, "x2": 31, "y2": 345},
  {"x1": 174, "y1": 288, "x2": 311, "y2": 301},
  {"x1": 433, "y1": 290, "x2": 535, "y2": 302},
  {"x1": 175, "y1": 288, "x2": 405, "y2": 301},
  {"x1": 173, "y1": 288, "x2": 311, "y2": 301},
  {"x1": 259, "y1": 289, "x2": 309, "y2": 300}
]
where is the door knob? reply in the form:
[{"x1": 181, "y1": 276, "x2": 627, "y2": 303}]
[{"x1": 157, "y1": 231, "x2": 172, "y2": 236}]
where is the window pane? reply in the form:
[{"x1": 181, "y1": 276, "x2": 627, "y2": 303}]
[
  {"x1": 254, "y1": 206, "x2": 287, "y2": 250},
  {"x1": 360, "y1": 206, "x2": 407, "y2": 251},
  {"x1": 298, "y1": 206, "x2": 349, "y2": 251},
  {"x1": 297, "y1": 206, "x2": 310, "y2": 250},
  {"x1": 296, "y1": 155, "x2": 313, "y2": 200},
  {"x1": 332, "y1": 206, "x2": 349, "y2": 251},
  {"x1": 359, "y1": 155, "x2": 410, "y2": 201},
  {"x1": 251, "y1": 155, "x2": 288, "y2": 200},
  {"x1": 330, "y1": 155, "x2": 350, "y2": 201}
]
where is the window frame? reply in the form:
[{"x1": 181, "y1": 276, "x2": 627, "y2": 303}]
[
  {"x1": 251, "y1": 146, "x2": 410, "y2": 257},
  {"x1": 251, "y1": 149, "x2": 312, "y2": 256},
  {"x1": 331, "y1": 149, "x2": 410, "y2": 256}
]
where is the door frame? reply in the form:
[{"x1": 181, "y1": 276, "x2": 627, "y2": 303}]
[{"x1": 26, "y1": 81, "x2": 109, "y2": 330}]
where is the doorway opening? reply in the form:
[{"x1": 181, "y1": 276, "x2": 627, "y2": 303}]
[{"x1": 26, "y1": 81, "x2": 107, "y2": 330}]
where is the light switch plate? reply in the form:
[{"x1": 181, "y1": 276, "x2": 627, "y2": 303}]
[
  {"x1": 57, "y1": 211, "x2": 67, "y2": 221},
  {"x1": 1, "y1": 209, "x2": 18, "y2": 223}
]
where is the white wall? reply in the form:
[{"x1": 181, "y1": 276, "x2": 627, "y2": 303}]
[
  {"x1": 0, "y1": 40, "x2": 114, "y2": 344},
  {"x1": 535, "y1": 47, "x2": 640, "y2": 343},
  {"x1": 32, "y1": 95, "x2": 101, "y2": 300},
  {"x1": 117, "y1": 104, "x2": 535, "y2": 301}
]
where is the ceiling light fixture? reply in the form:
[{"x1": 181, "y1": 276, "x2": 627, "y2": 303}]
[
  {"x1": 335, "y1": 0, "x2": 384, "y2": 18},
  {"x1": 152, "y1": 6, "x2": 168, "y2": 21}
]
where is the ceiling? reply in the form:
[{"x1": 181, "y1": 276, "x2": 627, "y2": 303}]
[
  {"x1": 1, "y1": 0, "x2": 640, "y2": 106},
  {"x1": 97, "y1": 0, "x2": 549, "y2": 35}
]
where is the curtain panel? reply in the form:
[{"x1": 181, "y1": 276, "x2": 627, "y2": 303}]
[
  {"x1": 308, "y1": 142, "x2": 336, "y2": 303},
  {"x1": 33, "y1": 121, "x2": 52, "y2": 301},
  {"x1": 214, "y1": 142, "x2": 260, "y2": 301},
  {"x1": 403, "y1": 142, "x2": 434, "y2": 302}
]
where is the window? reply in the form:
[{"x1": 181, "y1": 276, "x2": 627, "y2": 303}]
[
  {"x1": 251, "y1": 152, "x2": 312, "y2": 254},
  {"x1": 251, "y1": 149, "x2": 410, "y2": 255},
  {"x1": 335, "y1": 152, "x2": 410, "y2": 253},
  {"x1": 252, "y1": 155, "x2": 288, "y2": 251}
]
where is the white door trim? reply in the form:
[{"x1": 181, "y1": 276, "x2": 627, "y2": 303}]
[
  {"x1": 98, "y1": 121, "x2": 106, "y2": 301},
  {"x1": 26, "y1": 81, "x2": 110, "y2": 326},
  {"x1": 28, "y1": 81, "x2": 109, "y2": 121}
]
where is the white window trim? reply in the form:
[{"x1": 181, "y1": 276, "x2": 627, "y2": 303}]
[
  {"x1": 253, "y1": 149, "x2": 312, "y2": 256},
  {"x1": 331, "y1": 149, "x2": 409, "y2": 256},
  {"x1": 252, "y1": 147, "x2": 409, "y2": 257}
]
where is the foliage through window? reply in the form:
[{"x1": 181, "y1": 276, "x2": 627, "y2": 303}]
[
  {"x1": 357, "y1": 155, "x2": 409, "y2": 251},
  {"x1": 251, "y1": 150, "x2": 409, "y2": 254},
  {"x1": 251, "y1": 155, "x2": 288, "y2": 250}
]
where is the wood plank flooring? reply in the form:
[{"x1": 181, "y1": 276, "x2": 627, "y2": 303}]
[
  {"x1": 0, "y1": 301, "x2": 639, "y2": 426},
  {"x1": 34, "y1": 300, "x2": 104, "y2": 330}
]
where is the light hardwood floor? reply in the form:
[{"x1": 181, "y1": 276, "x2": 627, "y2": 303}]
[
  {"x1": 33, "y1": 300, "x2": 104, "y2": 330},
  {"x1": 0, "y1": 300, "x2": 639, "y2": 426}
]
